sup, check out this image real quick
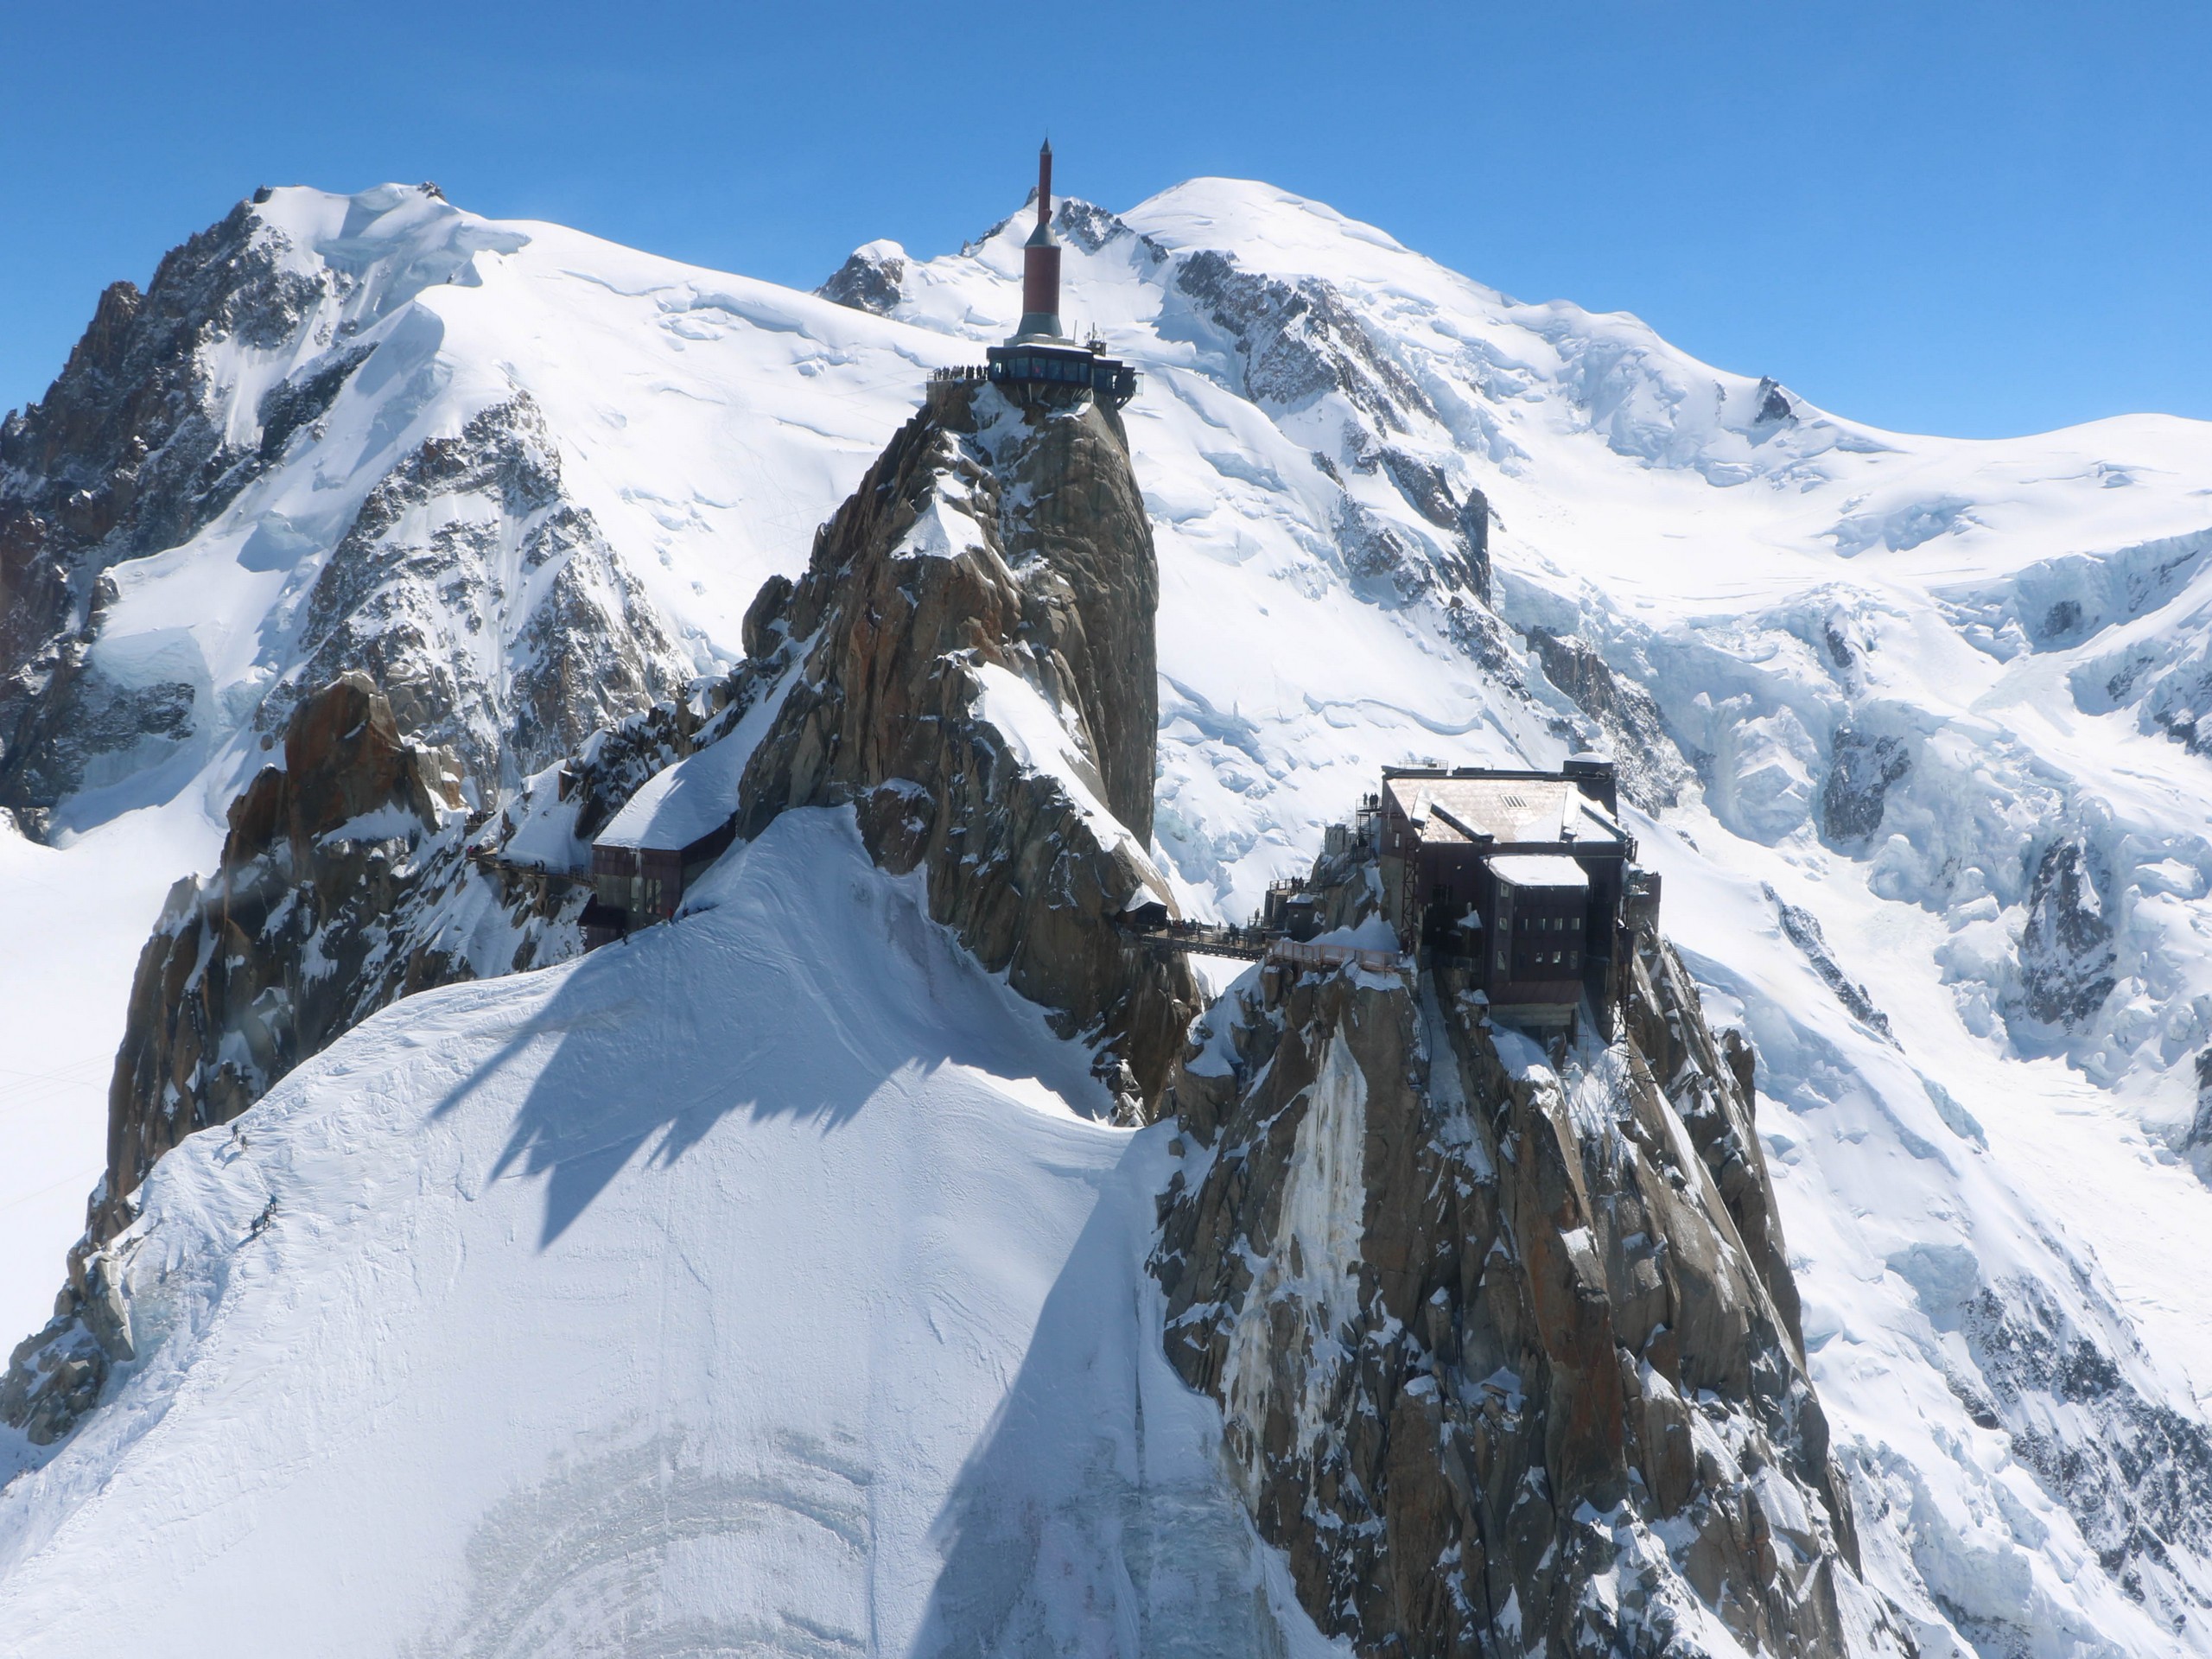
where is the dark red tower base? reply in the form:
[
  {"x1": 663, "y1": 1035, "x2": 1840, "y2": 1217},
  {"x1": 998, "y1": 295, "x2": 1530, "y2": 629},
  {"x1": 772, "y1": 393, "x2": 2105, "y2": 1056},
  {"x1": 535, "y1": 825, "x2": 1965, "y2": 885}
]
[{"x1": 1022, "y1": 245, "x2": 1061, "y2": 325}]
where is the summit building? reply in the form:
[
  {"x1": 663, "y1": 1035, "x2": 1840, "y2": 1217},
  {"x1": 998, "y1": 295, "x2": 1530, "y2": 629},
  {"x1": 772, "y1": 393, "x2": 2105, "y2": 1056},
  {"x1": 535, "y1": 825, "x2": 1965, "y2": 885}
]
[{"x1": 978, "y1": 143, "x2": 1138, "y2": 409}]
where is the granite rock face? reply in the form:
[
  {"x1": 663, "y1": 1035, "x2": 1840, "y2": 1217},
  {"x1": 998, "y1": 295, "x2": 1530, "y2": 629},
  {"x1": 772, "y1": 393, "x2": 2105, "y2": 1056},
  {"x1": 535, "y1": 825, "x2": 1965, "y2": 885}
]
[
  {"x1": 1154, "y1": 849, "x2": 1910, "y2": 1657},
  {"x1": 0, "y1": 193, "x2": 687, "y2": 828},
  {"x1": 0, "y1": 200, "x2": 343, "y2": 820},
  {"x1": 1766, "y1": 887, "x2": 1897, "y2": 1043},
  {"x1": 734, "y1": 378, "x2": 1198, "y2": 1106},
  {"x1": 817, "y1": 243, "x2": 907, "y2": 316},
  {"x1": 1523, "y1": 626, "x2": 1696, "y2": 814},
  {"x1": 1166, "y1": 245, "x2": 1491, "y2": 618},
  {"x1": 1956, "y1": 1275, "x2": 2212, "y2": 1642},
  {"x1": 1820, "y1": 728, "x2": 1911, "y2": 846},
  {"x1": 93, "y1": 674, "x2": 467, "y2": 1240},
  {"x1": 5, "y1": 369, "x2": 1196, "y2": 1442},
  {"x1": 257, "y1": 393, "x2": 690, "y2": 803}
]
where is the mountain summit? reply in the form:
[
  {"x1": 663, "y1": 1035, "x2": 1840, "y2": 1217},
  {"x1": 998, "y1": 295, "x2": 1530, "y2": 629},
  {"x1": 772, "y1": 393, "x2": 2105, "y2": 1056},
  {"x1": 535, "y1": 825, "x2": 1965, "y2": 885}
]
[{"x1": 3, "y1": 171, "x2": 2212, "y2": 1655}]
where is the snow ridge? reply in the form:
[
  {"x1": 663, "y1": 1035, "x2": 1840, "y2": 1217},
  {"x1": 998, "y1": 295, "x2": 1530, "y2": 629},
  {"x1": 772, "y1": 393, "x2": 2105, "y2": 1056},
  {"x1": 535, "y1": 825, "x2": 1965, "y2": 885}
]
[{"x1": 4, "y1": 174, "x2": 2212, "y2": 1654}]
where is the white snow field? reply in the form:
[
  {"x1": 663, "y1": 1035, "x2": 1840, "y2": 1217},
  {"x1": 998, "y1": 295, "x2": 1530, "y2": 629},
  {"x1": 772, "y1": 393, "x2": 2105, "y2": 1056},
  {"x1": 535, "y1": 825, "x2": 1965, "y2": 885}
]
[
  {"x1": 0, "y1": 810, "x2": 1333, "y2": 1655},
  {"x1": 0, "y1": 799, "x2": 223, "y2": 1346},
  {"x1": 6, "y1": 176, "x2": 2212, "y2": 1650}
]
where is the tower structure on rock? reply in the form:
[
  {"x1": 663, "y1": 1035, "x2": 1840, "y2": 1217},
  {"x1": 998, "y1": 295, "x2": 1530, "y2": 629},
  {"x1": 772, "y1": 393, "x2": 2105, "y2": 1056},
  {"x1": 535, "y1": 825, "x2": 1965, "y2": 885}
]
[
  {"x1": 930, "y1": 142, "x2": 1135, "y2": 410},
  {"x1": 1014, "y1": 140, "x2": 1064, "y2": 342}
]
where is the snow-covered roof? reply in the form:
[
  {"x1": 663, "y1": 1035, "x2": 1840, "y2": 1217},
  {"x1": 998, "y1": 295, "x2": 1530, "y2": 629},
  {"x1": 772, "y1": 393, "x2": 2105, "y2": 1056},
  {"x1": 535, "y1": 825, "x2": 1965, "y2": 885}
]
[
  {"x1": 1488, "y1": 855, "x2": 1589, "y2": 891},
  {"x1": 594, "y1": 738, "x2": 750, "y2": 852},
  {"x1": 1384, "y1": 774, "x2": 1624, "y2": 850}
]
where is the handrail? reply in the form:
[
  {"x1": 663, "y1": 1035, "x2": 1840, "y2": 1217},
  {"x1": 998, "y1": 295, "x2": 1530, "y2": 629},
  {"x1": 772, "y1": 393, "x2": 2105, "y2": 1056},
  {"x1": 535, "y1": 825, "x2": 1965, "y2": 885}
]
[
  {"x1": 467, "y1": 847, "x2": 594, "y2": 887},
  {"x1": 1117, "y1": 920, "x2": 1408, "y2": 976},
  {"x1": 1119, "y1": 922, "x2": 1268, "y2": 961},
  {"x1": 1264, "y1": 938, "x2": 1407, "y2": 975}
]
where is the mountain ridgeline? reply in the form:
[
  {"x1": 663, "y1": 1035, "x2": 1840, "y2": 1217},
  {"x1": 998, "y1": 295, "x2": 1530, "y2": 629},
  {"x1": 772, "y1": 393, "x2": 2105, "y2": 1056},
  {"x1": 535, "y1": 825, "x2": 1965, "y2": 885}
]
[
  {"x1": 16, "y1": 177, "x2": 2212, "y2": 1654},
  {"x1": 728, "y1": 376, "x2": 1197, "y2": 1106},
  {"x1": 14, "y1": 346, "x2": 1898, "y2": 1656},
  {"x1": 0, "y1": 186, "x2": 688, "y2": 836}
]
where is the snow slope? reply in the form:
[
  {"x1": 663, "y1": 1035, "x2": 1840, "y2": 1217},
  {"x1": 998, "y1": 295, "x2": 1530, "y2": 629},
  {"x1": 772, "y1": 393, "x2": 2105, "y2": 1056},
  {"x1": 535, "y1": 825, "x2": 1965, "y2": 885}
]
[
  {"x1": 0, "y1": 810, "x2": 1332, "y2": 1656},
  {"x1": 0, "y1": 800, "x2": 222, "y2": 1345},
  {"x1": 7, "y1": 175, "x2": 2212, "y2": 1652}
]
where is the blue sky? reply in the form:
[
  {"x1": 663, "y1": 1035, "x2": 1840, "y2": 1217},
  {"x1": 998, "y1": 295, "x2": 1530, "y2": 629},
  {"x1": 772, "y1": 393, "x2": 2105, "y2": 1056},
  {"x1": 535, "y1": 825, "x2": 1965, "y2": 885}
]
[{"x1": 1, "y1": 0, "x2": 2203, "y2": 438}]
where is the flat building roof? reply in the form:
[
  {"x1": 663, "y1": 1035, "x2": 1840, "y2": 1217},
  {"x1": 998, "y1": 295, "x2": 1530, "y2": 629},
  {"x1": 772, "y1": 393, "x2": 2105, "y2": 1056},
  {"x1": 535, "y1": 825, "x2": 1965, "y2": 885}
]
[
  {"x1": 1382, "y1": 772, "x2": 1626, "y2": 852},
  {"x1": 1489, "y1": 854, "x2": 1590, "y2": 889}
]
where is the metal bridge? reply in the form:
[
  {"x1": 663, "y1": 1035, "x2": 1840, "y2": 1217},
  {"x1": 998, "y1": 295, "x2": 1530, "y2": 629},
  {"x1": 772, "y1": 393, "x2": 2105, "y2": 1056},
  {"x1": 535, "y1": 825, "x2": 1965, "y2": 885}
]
[{"x1": 1119, "y1": 921, "x2": 1406, "y2": 977}]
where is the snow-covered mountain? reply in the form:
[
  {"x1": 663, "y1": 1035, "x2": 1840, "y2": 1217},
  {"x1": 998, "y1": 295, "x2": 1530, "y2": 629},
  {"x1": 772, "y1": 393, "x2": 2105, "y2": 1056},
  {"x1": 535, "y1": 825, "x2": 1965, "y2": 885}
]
[{"x1": 5, "y1": 175, "x2": 2212, "y2": 1655}]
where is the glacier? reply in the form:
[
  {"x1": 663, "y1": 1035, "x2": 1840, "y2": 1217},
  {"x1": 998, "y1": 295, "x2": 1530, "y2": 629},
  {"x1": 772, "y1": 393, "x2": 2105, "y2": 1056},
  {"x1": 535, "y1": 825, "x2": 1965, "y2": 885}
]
[{"x1": 4, "y1": 174, "x2": 2212, "y2": 1653}]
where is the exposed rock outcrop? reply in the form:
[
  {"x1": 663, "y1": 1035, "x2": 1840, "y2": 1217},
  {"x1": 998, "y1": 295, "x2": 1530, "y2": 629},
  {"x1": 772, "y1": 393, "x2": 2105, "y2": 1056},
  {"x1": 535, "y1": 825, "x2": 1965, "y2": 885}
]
[
  {"x1": 98, "y1": 673, "x2": 464, "y2": 1243},
  {"x1": 1753, "y1": 377, "x2": 1799, "y2": 430},
  {"x1": 6, "y1": 365, "x2": 1198, "y2": 1446},
  {"x1": 1820, "y1": 728, "x2": 1910, "y2": 845},
  {"x1": 256, "y1": 392, "x2": 690, "y2": 802},
  {"x1": 1525, "y1": 626, "x2": 1696, "y2": 813},
  {"x1": 1, "y1": 192, "x2": 683, "y2": 827},
  {"x1": 2018, "y1": 831, "x2": 2118, "y2": 1028},
  {"x1": 817, "y1": 242, "x2": 906, "y2": 316},
  {"x1": 1959, "y1": 1276, "x2": 2212, "y2": 1642},
  {"x1": 1154, "y1": 847, "x2": 1908, "y2": 1656},
  {"x1": 1170, "y1": 247, "x2": 1492, "y2": 614},
  {"x1": 1459, "y1": 485, "x2": 1494, "y2": 605},
  {"x1": 1766, "y1": 886, "x2": 1897, "y2": 1043},
  {"x1": 0, "y1": 200, "x2": 346, "y2": 819},
  {"x1": 1174, "y1": 247, "x2": 1433, "y2": 433},
  {"x1": 2186, "y1": 1051, "x2": 2212, "y2": 1184},
  {"x1": 734, "y1": 378, "x2": 1198, "y2": 1103},
  {"x1": 1, "y1": 672, "x2": 690, "y2": 1444}
]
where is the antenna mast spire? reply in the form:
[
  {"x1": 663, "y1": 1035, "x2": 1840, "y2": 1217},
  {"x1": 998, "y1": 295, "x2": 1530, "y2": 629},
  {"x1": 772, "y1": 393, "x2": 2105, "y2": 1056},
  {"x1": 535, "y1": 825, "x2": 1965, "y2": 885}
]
[{"x1": 1016, "y1": 137, "x2": 1064, "y2": 341}]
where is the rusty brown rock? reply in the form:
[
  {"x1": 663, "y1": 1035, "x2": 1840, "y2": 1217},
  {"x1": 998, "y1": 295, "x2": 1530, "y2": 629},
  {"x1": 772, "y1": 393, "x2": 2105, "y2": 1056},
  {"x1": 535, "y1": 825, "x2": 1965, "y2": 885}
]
[
  {"x1": 734, "y1": 381, "x2": 1197, "y2": 1103},
  {"x1": 91, "y1": 672, "x2": 464, "y2": 1247},
  {"x1": 0, "y1": 671, "x2": 621, "y2": 1445},
  {"x1": 1152, "y1": 841, "x2": 1909, "y2": 1656}
]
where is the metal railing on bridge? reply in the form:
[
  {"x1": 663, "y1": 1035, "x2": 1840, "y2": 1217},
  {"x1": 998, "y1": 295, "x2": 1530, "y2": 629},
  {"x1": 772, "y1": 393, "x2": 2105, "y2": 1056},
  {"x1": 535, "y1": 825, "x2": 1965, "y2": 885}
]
[
  {"x1": 1120, "y1": 920, "x2": 1408, "y2": 976},
  {"x1": 1120, "y1": 920, "x2": 1269, "y2": 961},
  {"x1": 465, "y1": 847, "x2": 594, "y2": 888},
  {"x1": 1263, "y1": 938, "x2": 1406, "y2": 976}
]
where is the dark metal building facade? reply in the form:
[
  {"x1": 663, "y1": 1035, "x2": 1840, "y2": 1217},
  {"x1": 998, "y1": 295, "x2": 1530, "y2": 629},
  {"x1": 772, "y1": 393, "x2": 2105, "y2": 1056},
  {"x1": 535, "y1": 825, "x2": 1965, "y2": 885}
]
[{"x1": 1377, "y1": 759, "x2": 1637, "y2": 1028}]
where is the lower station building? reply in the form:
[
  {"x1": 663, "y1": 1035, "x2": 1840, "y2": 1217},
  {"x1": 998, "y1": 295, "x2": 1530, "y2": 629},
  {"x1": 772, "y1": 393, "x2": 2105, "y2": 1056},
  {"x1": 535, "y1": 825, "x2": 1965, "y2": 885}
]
[
  {"x1": 582, "y1": 737, "x2": 749, "y2": 949},
  {"x1": 1377, "y1": 758, "x2": 1649, "y2": 1029}
]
